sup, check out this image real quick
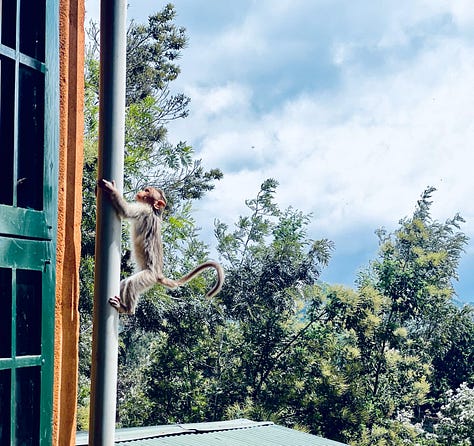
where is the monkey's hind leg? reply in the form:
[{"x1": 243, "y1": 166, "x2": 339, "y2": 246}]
[
  {"x1": 109, "y1": 269, "x2": 156, "y2": 314},
  {"x1": 109, "y1": 292, "x2": 129, "y2": 314}
]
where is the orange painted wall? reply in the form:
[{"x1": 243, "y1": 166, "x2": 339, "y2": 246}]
[{"x1": 53, "y1": 0, "x2": 85, "y2": 445}]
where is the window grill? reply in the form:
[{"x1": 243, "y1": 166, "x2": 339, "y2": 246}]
[{"x1": 0, "y1": 0, "x2": 58, "y2": 444}]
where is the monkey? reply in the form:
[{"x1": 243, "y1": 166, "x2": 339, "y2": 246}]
[{"x1": 97, "y1": 178, "x2": 224, "y2": 314}]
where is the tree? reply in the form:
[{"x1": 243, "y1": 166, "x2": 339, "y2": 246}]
[
  {"x1": 333, "y1": 187, "x2": 470, "y2": 443},
  {"x1": 214, "y1": 179, "x2": 334, "y2": 418},
  {"x1": 302, "y1": 283, "x2": 431, "y2": 441},
  {"x1": 368, "y1": 187, "x2": 469, "y2": 404},
  {"x1": 283, "y1": 188, "x2": 472, "y2": 443}
]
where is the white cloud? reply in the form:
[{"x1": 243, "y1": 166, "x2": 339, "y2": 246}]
[
  {"x1": 173, "y1": 31, "x2": 474, "y2": 245},
  {"x1": 186, "y1": 83, "x2": 252, "y2": 117},
  {"x1": 444, "y1": 0, "x2": 474, "y2": 28}
]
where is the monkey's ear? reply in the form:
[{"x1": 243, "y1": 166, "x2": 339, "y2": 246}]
[{"x1": 154, "y1": 199, "x2": 166, "y2": 210}]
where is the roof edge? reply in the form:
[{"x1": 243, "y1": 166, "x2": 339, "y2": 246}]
[{"x1": 76, "y1": 418, "x2": 275, "y2": 444}]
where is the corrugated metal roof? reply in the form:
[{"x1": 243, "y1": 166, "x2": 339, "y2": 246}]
[{"x1": 76, "y1": 419, "x2": 348, "y2": 446}]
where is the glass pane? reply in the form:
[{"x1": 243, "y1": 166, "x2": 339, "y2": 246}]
[
  {"x1": 0, "y1": 369, "x2": 11, "y2": 446},
  {"x1": 16, "y1": 270, "x2": 42, "y2": 356},
  {"x1": 15, "y1": 367, "x2": 40, "y2": 445},
  {"x1": 20, "y1": 0, "x2": 45, "y2": 61},
  {"x1": 0, "y1": 268, "x2": 12, "y2": 358},
  {"x1": 1, "y1": 0, "x2": 16, "y2": 49},
  {"x1": 17, "y1": 64, "x2": 44, "y2": 210},
  {"x1": 0, "y1": 57, "x2": 14, "y2": 206}
]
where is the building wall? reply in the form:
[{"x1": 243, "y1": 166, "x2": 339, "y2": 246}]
[{"x1": 53, "y1": 0, "x2": 85, "y2": 444}]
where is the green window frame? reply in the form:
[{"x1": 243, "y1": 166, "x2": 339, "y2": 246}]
[{"x1": 0, "y1": 0, "x2": 59, "y2": 444}]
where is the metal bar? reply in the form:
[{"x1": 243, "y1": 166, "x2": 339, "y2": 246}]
[
  {"x1": 12, "y1": 0, "x2": 20, "y2": 207},
  {"x1": 0, "y1": 356, "x2": 42, "y2": 370},
  {"x1": 89, "y1": 0, "x2": 127, "y2": 444},
  {"x1": 10, "y1": 269, "x2": 16, "y2": 445}
]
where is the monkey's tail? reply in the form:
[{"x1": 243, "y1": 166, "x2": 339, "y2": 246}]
[{"x1": 175, "y1": 261, "x2": 225, "y2": 298}]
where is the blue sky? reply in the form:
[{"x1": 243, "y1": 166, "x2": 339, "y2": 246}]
[{"x1": 86, "y1": 1, "x2": 474, "y2": 302}]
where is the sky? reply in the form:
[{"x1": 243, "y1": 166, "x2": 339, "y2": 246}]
[{"x1": 86, "y1": 0, "x2": 474, "y2": 302}]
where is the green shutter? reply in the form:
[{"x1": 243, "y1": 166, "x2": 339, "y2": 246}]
[{"x1": 0, "y1": 0, "x2": 59, "y2": 444}]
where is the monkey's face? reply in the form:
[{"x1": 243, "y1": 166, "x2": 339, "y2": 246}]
[{"x1": 137, "y1": 187, "x2": 167, "y2": 211}]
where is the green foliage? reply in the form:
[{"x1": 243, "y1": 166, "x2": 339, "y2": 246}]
[
  {"x1": 213, "y1": 181, "x2": 335, "y2": 418},
  {"x1": 373, "y1": 187, "x2": 467, "y2": 320},
  {"x1": 140, "y1": 309, "x2": 221, "y2": 424},
  {"x1": 431, "y1": 305, "x2": 474, "y2": 398},
  {"x1": 356, "y1": 417, "x2": 437, "y2": 446},
  {"x1": 337, "y1": 188, "x2": 471, "y2": 444},
  {"x1": 368, "y1": 188, "x2": 469, "y2": 403},
  {"x1": 126, "y1": 4, "x2": 188, "y2": 106},
  {"x1": 216, "y1": 179, "x2": 333, "y2": 314}
]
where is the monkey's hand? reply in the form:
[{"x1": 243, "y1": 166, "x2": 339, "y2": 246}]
[{"x1": 98, "y1": 178, "x2": 117, "y2": 195}]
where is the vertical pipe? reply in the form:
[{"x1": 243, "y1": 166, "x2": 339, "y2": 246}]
[{"x1": 89, "y1": 0, "x2": 127, "y2": 444}]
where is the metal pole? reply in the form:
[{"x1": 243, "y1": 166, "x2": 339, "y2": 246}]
[{"x1": 89, "y1": 0, "x2": 127, "y2": 444}]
